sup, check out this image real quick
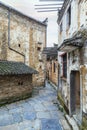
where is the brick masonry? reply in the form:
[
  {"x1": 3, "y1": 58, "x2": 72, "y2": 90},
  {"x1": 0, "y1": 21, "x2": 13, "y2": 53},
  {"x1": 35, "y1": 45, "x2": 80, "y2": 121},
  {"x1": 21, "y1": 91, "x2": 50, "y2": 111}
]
[{"x1": 0, "y1": 75, "x2": 33, "y2": 106}]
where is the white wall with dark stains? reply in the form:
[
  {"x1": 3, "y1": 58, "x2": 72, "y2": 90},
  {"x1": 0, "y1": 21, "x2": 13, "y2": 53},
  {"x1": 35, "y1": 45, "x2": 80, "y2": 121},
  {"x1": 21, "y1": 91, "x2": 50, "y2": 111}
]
[{"x1": 57, "y1": 0, "x2": 87, "y2": 114}]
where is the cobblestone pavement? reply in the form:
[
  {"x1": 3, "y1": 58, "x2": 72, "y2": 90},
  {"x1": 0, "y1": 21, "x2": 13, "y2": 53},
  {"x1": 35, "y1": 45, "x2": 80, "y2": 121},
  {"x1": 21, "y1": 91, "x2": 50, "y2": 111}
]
[{"x1": 0, "y1": 82, "x2": 64, "y2": 130}]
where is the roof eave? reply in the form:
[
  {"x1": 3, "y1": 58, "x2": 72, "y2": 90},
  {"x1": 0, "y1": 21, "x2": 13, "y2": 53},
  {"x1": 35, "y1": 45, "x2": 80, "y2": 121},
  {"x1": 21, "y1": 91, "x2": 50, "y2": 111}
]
[
  {"x1": 58, "y1": 36, "x2": 83, "y2": 52},
  {"x1": 0, "y1": 2, "x2": 47, "y2": 26}
]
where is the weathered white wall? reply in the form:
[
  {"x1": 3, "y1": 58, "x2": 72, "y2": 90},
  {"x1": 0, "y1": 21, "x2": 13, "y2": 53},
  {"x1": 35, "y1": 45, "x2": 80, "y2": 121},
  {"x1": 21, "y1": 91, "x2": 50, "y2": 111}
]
[
  {"x1": 58, "y1": 0, "x2": 87, "y2": 46},
  {"x1": 79, "y1": 0, "x2": 87, "y2": 27},
  {"x1": 58, "y1": 0, "x2": 87, "y2": 114}
]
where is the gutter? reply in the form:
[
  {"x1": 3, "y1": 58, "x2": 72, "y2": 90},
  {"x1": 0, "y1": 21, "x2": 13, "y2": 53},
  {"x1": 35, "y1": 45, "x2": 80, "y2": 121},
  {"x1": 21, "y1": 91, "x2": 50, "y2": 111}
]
[{"x1": 8, "y1": 9, "x2": 25, "y2": 63}]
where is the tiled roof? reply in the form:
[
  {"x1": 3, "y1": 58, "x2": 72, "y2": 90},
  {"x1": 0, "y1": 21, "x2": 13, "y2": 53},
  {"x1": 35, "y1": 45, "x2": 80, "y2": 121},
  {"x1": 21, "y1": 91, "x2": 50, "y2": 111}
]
[
  {"x1": 58, "y1": 28, "x2": 87, "y2": 52},
  {"x1": 42, "y1": 47, "x2": 57, "y2": 56},
  {"x1": 0, "y1": 61, "x2": 38, "y2": 75},
  {"x1": 74, "y1": 28, "x2": 87, "y2": 41}
]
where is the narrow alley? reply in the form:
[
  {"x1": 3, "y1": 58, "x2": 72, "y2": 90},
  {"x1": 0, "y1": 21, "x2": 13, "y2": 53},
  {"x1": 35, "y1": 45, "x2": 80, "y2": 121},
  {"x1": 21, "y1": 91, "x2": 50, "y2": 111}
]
[
  {"x1": 0, "y1": 82, "x2": 70, "y2": 130},
  {"x1": 0, "y1": 0, "x2": 87, "y2": 129}
]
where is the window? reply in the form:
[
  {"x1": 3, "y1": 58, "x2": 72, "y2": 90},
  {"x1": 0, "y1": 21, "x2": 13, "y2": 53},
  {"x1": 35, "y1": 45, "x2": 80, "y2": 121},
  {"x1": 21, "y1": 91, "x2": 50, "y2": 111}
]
[
  {"x1": 60, "y1": 22, "x2": 63, "y2": 33},
  {"x1": 66, "y1": 6, "x2": 71, "y2": 29},
  {"x1": 18, "y1": 81, "x2": 23, "y2": 86},
  {"x1": 37, "y1": 47, "x2": 41, "y2": 51},
  {"x1": 40, "y1": 65, "x2": 42, "y2": 69},
  {"x1": 18, "y1": 44, "x2": 21, "y2": 47},
  {"x1": 38, "y1": 42, "x2": 42, "y2": 44},
  {"x1": 62, "y1": 53, "x2": 67, "y2": 78},
  {"x1": 53, "y1": 62, "x2": 56, "y2": 73}
]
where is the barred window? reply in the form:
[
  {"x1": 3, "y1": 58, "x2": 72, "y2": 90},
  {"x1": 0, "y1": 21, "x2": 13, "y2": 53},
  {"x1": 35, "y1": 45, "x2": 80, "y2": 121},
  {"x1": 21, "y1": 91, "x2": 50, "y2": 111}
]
[{"x1": 61, "y1": 53, "x2": 67, "y2": 78}]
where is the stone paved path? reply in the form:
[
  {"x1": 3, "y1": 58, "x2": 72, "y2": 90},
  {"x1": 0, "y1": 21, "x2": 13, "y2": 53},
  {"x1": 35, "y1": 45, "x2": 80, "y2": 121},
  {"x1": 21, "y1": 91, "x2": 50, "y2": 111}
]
[{"x1": 0, "y1": 82, "x2": 64, "y2": 130}]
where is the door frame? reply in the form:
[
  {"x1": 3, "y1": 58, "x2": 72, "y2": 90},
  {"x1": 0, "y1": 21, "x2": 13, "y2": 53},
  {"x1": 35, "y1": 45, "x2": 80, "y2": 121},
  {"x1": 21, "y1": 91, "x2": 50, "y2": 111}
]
[{"x1": 70, "y1": 70, "x2": 80, "y2": 116}]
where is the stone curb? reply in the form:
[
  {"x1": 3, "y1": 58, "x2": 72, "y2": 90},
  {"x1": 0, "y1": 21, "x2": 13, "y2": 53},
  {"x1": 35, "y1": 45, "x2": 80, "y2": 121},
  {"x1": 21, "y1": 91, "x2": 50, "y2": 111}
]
[{"x1": 65, "y1": 115, "x2": 79, "y2": 130}]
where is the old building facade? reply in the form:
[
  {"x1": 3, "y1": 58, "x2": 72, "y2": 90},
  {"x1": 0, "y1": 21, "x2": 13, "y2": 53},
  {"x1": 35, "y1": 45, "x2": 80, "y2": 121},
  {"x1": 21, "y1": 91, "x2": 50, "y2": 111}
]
[
  {"x1": 0, "y1": 2, "x2": 47, "y2": 87},
  {"x1": 57, "y1": 0, "x2": 87, "y2": 122},
  {"x1": 43, "y1": 45, "x2": 58, "y2": 87},
  {"x1": 0, "y1": 61, "x2": 37, "y2": 106}
]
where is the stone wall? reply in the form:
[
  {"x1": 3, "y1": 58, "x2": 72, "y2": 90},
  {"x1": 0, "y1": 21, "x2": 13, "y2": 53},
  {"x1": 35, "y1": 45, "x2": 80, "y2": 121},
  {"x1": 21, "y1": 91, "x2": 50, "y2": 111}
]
[
  {"x1": 57, "y1": 0, "x2": 87, "y2": 114},
  {"x1": 80, "y1": 66, "x2": 87, "y2": 113},
  {"x1": 0, "y1": 6, "x2": 8, "y2": 60},
  {"x1": 58, "y1": 0, "x2": 87, "y2": 46},
  {"x1": 0, "y1": 4, "x2": 47, "y2": 87},
  {"x1": 0, "y1": 75, "x2": 32, "y2": 106},
  {"x1": 52, "y1": 60, "x2": 58, "y2": 86},
  {"x1": 29, "y1": 26, "x2": 46, "y2": 87},
  {"x1": 7, "y1": 11, "x2": 29, "y2": 64},
  {"x1": 47, "y1": 59, "x2": 58, "y2": 86}
]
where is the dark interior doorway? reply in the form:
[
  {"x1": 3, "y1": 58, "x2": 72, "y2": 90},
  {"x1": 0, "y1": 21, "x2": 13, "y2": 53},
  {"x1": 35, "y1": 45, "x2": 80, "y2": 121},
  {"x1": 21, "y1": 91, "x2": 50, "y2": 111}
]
[{"x1": 70, "y1": 71, "x2": 80, "y2": 115}]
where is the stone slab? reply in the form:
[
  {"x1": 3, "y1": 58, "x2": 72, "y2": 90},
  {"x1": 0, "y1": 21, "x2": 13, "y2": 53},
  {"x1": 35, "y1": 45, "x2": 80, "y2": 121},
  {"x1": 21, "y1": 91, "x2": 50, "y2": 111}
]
[
  {"x1": 65, "y1": 115, "x2": 79, "y2": 130},
  {"x1": 41, "y1": 119, "x2": 63, "y2": 130}
]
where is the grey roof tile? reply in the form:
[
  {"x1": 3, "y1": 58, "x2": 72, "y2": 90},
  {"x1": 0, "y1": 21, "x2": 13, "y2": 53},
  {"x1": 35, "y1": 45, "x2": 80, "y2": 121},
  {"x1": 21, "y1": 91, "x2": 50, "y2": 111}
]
[
  {"x1": 42, "y1": 47, "x2": 57, "y2": 56},
  {"x1": 0, "y1": 61, "x2": 38, "y2": 75}
]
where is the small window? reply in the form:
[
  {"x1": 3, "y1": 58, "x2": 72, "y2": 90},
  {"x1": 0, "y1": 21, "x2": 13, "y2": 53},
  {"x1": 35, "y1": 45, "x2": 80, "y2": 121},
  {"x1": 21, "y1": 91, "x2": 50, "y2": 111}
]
[
  {"x1": 53, "y1": 62, "x2": 56, "y2": 73},
  {"x1": 21, "y1": 82, "x2": 23, "y2": 85},
  {"x1": 18, "y1": 81, "x2": 23, "y2": 86},
  {"x1": 37, "y1": 47, "x2": 41, "y2": 51},
  {"x1": 18, "y1": 82, "x2": 20, "y2": 85},
  {"x1": 38, "y1": 42, "x2": 42, "y2": 44},
  {"x1": 18, "y1": 44, "x2": 21, "y2": 47},
  {"x1": 60, "y1": 22, "x2": 63, "y2": 33},
  {"x1": 39, "y1": 59, "x2": 43, "y2": 62},
  {"x1": 61, "y1": 53, "x2": 67, "y2": 78},
  {"x1": 40, "y1": 65, "x2": 42, "y2": 69},
  {"x1": 66, "y1": 6, "x2": 71, "y2": 29}
]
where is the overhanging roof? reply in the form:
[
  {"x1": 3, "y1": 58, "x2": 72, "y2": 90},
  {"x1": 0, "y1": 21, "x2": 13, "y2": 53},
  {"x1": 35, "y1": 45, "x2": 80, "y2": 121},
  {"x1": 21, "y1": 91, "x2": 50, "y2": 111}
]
[
  {"x1": 42, "y1": 47, "x2": 57, "y2": 55},
  {"x1": 42, "y1": 47, "x2": 58, "y2": 59},
  {"x1": 0, "y1": 61, "x2": 38, "y2": 75},
  {"x1": 58, "y1": 36, "x2": 83, "y2": 52},
  {"x1": 58, "y1": 28, "x2": 87, "y2": 52}
]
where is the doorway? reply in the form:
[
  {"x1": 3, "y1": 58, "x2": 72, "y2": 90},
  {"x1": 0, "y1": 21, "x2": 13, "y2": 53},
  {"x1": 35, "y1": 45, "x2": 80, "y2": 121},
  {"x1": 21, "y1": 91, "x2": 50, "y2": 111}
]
[{"x1": 70, "y1": 71, "x2": 80, "y2": 115}]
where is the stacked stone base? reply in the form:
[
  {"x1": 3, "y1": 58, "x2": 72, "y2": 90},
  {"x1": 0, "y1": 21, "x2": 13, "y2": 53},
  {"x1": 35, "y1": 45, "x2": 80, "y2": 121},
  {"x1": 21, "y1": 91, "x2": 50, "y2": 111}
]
[{"x1": 0, "y1": 75, "x2": 33, "y2": 106}]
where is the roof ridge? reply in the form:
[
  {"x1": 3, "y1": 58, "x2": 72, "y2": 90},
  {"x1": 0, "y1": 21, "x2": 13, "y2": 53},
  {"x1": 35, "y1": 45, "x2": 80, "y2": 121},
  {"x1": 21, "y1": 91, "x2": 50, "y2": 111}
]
[
  {"x1": 0, "y1": 61, "x2": 38, "y2": 75},
  {"x1": 0, "y1": 1, "x2": 47, "y2": 26}
]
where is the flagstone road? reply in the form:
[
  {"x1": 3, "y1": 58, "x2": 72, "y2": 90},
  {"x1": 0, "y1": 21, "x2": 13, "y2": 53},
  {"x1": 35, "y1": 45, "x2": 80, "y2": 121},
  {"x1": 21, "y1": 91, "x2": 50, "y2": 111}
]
[{"x1": 0, "y1": 82, "x2": 64, "y2": 130}]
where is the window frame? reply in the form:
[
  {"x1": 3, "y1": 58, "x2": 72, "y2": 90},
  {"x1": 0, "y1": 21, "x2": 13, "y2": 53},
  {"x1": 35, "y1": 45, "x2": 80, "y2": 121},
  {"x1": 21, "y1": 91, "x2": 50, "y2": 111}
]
[
  {"x1": 60, "y1": 22, "x2": 63, "y2": 33},
  {"x1": 61, "y1": 53, "x2": 67, "y2": 78},
  {"x1": 53, "y1": 62, "x2": 56, "y2": 73},
  {"x1": 66, "y1": 5, "x2": 71, "y2": 29}
]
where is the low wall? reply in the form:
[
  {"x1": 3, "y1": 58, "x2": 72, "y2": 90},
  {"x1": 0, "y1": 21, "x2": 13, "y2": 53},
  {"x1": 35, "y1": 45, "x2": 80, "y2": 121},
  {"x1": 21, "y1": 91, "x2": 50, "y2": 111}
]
[{"x1": 0, "y1": 74, "x2": 33, "y2": 106}]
